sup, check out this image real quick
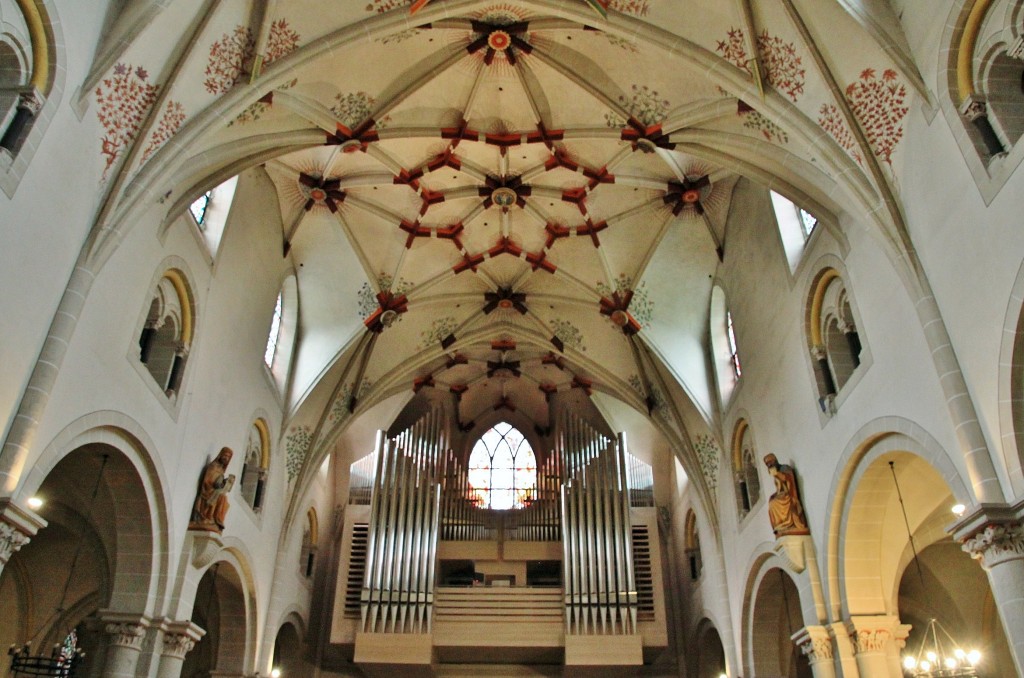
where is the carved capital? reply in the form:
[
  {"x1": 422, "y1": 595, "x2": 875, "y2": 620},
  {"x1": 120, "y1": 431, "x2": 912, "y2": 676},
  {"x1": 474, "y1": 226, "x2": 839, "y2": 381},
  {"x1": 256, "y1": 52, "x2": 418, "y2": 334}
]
[
  {"x1": 0, "y1": 499, "x2": 47, "y2": 565},
  {"x1": 846, "y1": 615, "x2": 901, "y2": 655},
  {"x1": 960, "y1": 95, "x2": 988, "y2": 122},
  {"x1": 810, "y1": 344, "x2": 826, "y2": 361},
  {"x1": 849, "y1": 627, "x2": 890, "y2": 654},
  {"x1": 962, "y1": 521, "x2": 1024, "y2": 567},
  {"x1": 104, "y1": 622, "x2": 147, "y2": 650},
  {"x1": 161, "y1": 632, "x2": 196, "y2": 659},
  {"x1": 1008, "y1": 35, "x2": 1024, "y2": 60},
  {"x1": 792, "y1": 626, "x2": 833, "y2": 663},
  {"x1": 16, "y1": 89, "x2": 44, "y2": 116},
  {"x1": 0, "y1": 522, "x2": 31, "y2": 563}
]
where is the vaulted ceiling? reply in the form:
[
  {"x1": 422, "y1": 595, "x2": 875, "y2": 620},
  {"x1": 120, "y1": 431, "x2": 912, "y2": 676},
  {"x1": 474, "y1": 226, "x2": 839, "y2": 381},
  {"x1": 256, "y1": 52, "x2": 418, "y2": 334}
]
[{"x1": 89, "y1": 0, "x2": 923, "y2": 499}]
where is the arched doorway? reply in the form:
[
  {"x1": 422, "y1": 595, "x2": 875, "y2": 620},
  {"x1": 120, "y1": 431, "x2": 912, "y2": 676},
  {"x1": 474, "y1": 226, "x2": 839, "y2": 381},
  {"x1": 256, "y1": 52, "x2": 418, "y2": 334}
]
[
  {"x1": 695, "y1": 620, "x2": 727, "y2": 678},
  {"x1": 0, "y1": 443, "x2": 157, "y2": 678},
  {"x1": 839, "y1": 446, "x2": 1014, "y2": 675},
  {"x1": 181, "y1": 561, "x2": 249, "y2": 677},
  {"x1": 272, "y1": 620, "x2": 312, "y2": 678},
  {"x1": 750, "y1": 568, "x2": 812, "y2": 678}
]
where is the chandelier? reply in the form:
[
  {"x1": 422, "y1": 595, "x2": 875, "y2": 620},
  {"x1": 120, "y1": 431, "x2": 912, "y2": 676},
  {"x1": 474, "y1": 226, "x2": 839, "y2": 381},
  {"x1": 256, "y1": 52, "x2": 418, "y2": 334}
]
[{"x1": 901, "y1": 618, "x2": 981, "y2": 676}]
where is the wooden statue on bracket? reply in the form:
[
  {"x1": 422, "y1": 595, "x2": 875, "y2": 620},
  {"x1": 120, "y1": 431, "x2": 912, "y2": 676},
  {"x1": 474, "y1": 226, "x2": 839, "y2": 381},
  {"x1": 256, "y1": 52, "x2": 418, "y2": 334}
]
[
  {"x1": 189, "y1": 447, "x2": 236, "y2": 533},
  {"x1": 763, "y1": 453, "x2": 810, "y2": 536}
]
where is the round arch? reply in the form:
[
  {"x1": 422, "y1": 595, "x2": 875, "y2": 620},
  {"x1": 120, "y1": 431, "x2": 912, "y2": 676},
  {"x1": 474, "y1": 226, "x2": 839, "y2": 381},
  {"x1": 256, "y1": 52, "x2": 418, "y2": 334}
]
[
  {"x1": 823, "y1": 418, "x2": 972, "y2": 621},
  {"x1": 997, "y1": 253, "x2": 1024, "y2": 496}
]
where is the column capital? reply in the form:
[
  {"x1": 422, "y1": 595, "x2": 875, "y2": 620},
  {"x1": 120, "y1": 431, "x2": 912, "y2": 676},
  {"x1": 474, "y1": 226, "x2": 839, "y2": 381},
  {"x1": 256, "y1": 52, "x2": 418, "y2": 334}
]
[
  {"x1": 0, "y1": 498, "x2": 47, "y2": 565},
  {"x1": 953, "y1": 500, "x2": 1024, "y2": 568},
  {"x1": 792, "y1": 625, "x2": 834, "y2": 663},
  {"x1": 810, "y1": 344, "x2": 827, "y2": 361},
  {"x1": 16, "y1": 88, "x2": 44, "y2": 115},
  {"x1": 1008, "y1": 35, "x2": 1024, "y2": 60},
  {"x1": 158, "y1": 620, "x2": 205, "y2": 659},
  {"x1": 845, "y1": 615, "x2": 902, "y2": 655},
  {"x1": 99, "y1": 612, "x2": 151, "y2": 651},
  {"x1": 960, "y1": 94, "x2": 988, "y2": 121}
]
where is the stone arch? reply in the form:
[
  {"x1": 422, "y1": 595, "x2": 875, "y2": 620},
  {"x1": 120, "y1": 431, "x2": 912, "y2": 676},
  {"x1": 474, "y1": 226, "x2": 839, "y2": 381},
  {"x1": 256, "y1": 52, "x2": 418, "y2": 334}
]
[
  {"x1": 19, "y1": 411, "x2": 171, "y2": 612},
  {"x1": 0, "y1": 428, "x2": 165, "y2": 676},
  {"x1": 180, "y1": 545, "x2": 259, "y2": 677},
  {"x1": 271, "y1": 613, "x2": 312, "y2": 678},
  {"x1": 997, "y1": 254, "x2": 1024, "y2": 496},
  {"x1": 804, "y1": 262, "x2": 867, "y2": 413},
  {"x1": 730, "y1": 417, "x2": 761, "y2": 518},
  {"x1": 693, "y1": 617, "x2": 727, "y2": 678},
  {"x1": 685, "y1": 508, "x2": 703, "y2": 580},
  {"x1": 824, "y1": 418, "x2": 972, "y2": 621},
  {"x1": 134, "y1": 260, "x2": 200, "y2": 401},
  {"x1": 241, "y1": 416, "x2": 272, "y2": 512},
  {"x1": 741, "y1": 548, "x2": 819, "y2": 678}
]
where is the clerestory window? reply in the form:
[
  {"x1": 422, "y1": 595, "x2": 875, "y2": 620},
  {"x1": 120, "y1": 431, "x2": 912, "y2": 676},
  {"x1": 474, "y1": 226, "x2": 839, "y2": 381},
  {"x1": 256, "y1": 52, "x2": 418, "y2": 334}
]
[{"x1": 467, "y1": 422, "x2": 537, "y2": 510}]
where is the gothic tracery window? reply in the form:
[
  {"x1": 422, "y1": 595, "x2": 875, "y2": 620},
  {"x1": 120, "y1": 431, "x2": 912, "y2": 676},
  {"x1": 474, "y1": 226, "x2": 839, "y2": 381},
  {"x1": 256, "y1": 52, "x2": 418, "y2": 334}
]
[{"x1": 467, "y1": 422, "x2": 537, "y2": 510}]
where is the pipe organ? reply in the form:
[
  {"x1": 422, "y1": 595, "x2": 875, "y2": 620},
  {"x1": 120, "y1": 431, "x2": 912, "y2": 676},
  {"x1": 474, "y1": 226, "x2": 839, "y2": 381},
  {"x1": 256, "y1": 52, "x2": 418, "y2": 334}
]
[
  {"x1": 360, "y1": 407, "x2": 445, "y2": 634},
  {"x1": 335, "y1": 403, "x2": 665, "y2": 669}
]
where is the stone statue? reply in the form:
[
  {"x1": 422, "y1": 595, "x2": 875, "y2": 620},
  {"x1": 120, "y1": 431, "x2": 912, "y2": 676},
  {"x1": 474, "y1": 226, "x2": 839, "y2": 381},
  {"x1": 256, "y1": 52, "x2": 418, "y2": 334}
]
[
  {"x1": 189, "y1": 447, "x2": 235, "y2": 533},
  {"x1": 764, "y1": 453, "x2": 809, "y2": 536}
]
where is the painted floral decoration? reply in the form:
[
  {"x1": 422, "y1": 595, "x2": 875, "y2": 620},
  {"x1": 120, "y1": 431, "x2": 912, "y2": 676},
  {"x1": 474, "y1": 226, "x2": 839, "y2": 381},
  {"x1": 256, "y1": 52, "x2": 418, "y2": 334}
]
[
  {"x1": 96, "y1": 63, "x2": 160, "y2": 178},
  {"x1": 693, "y1": 434, "x2": 720, "y2": 496},
  {"x1": 331, "y1": 91, "x2": 377, "y2": 129},
  {"x1": 358, "y1": 274, "x2": 413, "y2": 320},
  {"x1": 421, "y1": 316, "x2": 457, "y2": 348},
  {"x1": 141, "y1": 100, "x2": 186, "y2": 163},
  {"x1": 605, "y1": 84, "x2": 670, "y2": 128},
  {"x1": 204, "y1": 26, "x2": 254, "y2": 95},
  {"x1": 285, "y1": 424, "x2": 313, "y2": 481},
  {"x1": 597, "y1": 274, "x2": 654, "y2": 328},
  {"x1": 551, "y1": 319, "x2": 585, "y2": 351},
  {"x1": 265, "y1": 19, "x2": 301, "y2": 65}
]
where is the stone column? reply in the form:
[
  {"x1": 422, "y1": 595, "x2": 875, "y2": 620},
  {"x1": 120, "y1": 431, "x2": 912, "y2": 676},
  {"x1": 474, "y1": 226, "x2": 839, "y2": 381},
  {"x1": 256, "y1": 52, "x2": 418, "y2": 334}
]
[
  {"x1": 100, "y1": 613, "x2": 150, "y2": 678},
  {"x1": 0, "y1": 88, "x2": 43, "y2": 154},
  {"x1": 960, "y1": 95, "x2": 1006, "y2": 157},
  {"x1": 956, "y1": 503, "x2": 1024, "y2": 675},
  {"x1": 846, "y1": 616, "x2": 904, "y2": 678},
  {"x1": 792, "y1": 625, "x2": 836, "y2": 678},
  {"x1": 156, "y1": 620, "x2": 205, "y2": 678},
  {"x1": 0, "y1": 499, "x2": 47, "y2": 579}
]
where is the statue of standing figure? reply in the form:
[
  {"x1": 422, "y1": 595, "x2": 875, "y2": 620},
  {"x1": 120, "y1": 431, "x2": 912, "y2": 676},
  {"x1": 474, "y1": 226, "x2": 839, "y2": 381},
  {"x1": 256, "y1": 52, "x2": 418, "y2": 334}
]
[
  {"x1": 763, "y1": 453, "x2": 810, "y2": 536},
  {"x1": 189, "y1": 447, "x2": 236, "y2": 533}
]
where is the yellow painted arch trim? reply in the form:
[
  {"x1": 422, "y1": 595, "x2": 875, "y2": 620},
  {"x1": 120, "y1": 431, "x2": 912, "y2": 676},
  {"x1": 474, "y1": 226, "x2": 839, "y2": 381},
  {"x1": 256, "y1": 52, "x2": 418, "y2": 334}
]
[
  {"x1": 14, "y1": 0, "x2": 49, "y2": 91},
  {"x1": 254, "y1": 418, "x2": 271, "y2": 469},
  {"x1": 684, "y1": 509, "x2": 698, "y2": 549},
  {"x1": 810, "y1": 268, "x2": 840, "y2": 347},
  {"x1": 731, "y1": 418, "x2": 749, "y2": 473},
  {"x1": 957, "y1": 0, "x2": 993, "y2": 102},
  {"x1": 306, "y1": 507, "x2": 319, "y2": 546},
  {"x1": 162, "y1": 269, "x2": 193, "y2": 345}
]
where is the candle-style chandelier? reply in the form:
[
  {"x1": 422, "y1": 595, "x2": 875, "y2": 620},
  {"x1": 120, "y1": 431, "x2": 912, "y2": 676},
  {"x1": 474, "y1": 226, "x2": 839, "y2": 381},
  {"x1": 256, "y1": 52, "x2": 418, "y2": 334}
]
[{"x1": 902, "y1": 618, "x2": 981, "y2": 677}]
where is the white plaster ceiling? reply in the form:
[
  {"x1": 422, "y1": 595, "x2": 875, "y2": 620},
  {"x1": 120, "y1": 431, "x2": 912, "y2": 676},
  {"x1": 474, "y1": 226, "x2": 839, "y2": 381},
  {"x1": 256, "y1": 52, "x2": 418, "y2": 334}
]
[{"x1": 90, "y1": 0, "x2": 923, "y2": 487}]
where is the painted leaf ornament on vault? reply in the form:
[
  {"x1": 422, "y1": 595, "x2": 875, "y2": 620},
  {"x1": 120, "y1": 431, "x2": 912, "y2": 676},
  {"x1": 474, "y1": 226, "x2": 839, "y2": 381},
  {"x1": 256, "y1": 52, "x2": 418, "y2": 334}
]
[
  {"x1": 141, "y1": 100, "x2": 186, "y2": 164},
  {"x1": 819, "y1": 68, "x2": 908, "y2": 166},
  {"x1": 605, "y1": 84, "x2": 671, "y2": 128},
  {"x1": 96, "y1": 63, "x2": 160, "y2": 178},
  {"x1": 204, "y1": 26, "x2": 254, "y2": 95}
]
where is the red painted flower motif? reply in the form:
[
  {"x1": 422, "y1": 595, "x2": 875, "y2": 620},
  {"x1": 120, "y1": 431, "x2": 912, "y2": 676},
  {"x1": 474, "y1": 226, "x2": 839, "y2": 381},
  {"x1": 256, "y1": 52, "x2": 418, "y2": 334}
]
[
  {"x1": 141, "y1": 100, "x2": 186, "y2": 163},
  {"x1": 95, "y1": 62, "x2": 160, "y2": 178}
]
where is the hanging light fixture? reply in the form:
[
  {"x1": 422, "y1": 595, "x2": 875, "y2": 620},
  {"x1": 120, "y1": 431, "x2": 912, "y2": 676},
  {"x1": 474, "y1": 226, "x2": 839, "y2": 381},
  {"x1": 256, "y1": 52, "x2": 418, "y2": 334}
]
[
  {"x1": 8, "y1": 455, "x2": 109, "y2": 677},
  {"x1": 888, "y1": 462, "x2": 982, "y2": 677},
  {"x1": 901, "y1": 619, "x2": 981, "y2": 676}
]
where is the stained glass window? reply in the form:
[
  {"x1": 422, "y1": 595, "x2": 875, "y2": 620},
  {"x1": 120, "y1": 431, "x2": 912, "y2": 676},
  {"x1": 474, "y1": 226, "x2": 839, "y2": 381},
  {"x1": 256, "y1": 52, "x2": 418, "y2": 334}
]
[
  {"x1": 467, "y1": 422, "x2": 537, "y2": 510},
  {"x1": 189, "y1": 190, "x2": 213, "y2": 227}
]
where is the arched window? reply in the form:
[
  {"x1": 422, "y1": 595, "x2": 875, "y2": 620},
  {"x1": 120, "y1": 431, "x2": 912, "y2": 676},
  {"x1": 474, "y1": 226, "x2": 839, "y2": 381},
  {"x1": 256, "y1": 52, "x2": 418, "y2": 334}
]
[
  {"x1": 685, "y1": 509, "x2": 702, "y2": 580},
  {"x1": 265, "y1": 276, "x2": 298, "y2": 393},
  {"x1": 241, "y1": 419, "x2": 270, "y2": 512},
  {"x1": 467, "y1": 422, "x2": 537, "y2": 510},
  {"x1": 0, "y1": 1, "x2": 50, "y2": 161},
  {"x1": 300, "y1": 508, "x2": 318, "y2": 578},
  {"x1": 808, "y1": 268, "x2": 862, "y2": 411},
  {"x1": 732, "y1": 419, "x2": 761, "y2": 519},
  {"x1": 187, "y1": 176, "x2": 238, "y2": 257},
  {"x1": 138, "y1": 269, "x2": 195, "y2": 399},
  {"x1": 770, "y1": 190, "x2": 819, "y2": 272},
  {"x1": 710, "y1": 286, "x2": 741, "y2": 404}
]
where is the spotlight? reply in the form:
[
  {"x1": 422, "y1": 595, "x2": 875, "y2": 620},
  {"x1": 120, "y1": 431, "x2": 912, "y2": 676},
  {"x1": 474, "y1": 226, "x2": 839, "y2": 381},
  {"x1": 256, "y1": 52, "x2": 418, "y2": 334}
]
[
  {"x1": 270, "y1": 668, "x2": 282, "y2": 678},
  {"x1": 27, "y1": 496, "x2": 43, "y2": 509},
  {"x1": 951, "y1": 503, "x2": 966, "y2": 517}
]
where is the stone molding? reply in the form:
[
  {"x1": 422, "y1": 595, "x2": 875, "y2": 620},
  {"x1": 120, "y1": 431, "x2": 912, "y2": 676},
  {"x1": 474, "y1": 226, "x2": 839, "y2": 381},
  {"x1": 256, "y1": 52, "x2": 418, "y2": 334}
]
[
  {"x1": 1008, "y1": 35, "x2": 1024, "y2": 60},
  {"x1": 962, "y1": 521, "x2": 1024, "y2": 567},
  {"x1": 792, "y1": 625, "x2": 834, "y2": 662},
  {"x1": 16, "y1": 89, "x2": 45, "y2": 116}
]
